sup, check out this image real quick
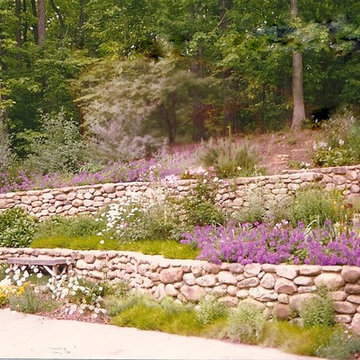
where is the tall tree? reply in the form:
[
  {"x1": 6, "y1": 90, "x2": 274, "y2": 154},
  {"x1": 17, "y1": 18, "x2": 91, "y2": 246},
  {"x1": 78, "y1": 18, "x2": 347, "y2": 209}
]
[
  {"x1": 290, "y1": 0, "x2": 306, "y2": 131},
  {"x1": 49, "y1": 0, "x2": 65, "y2": 40},
  {"x1": 37, "y1": 0, "x2": 46, "y2": 45},
  {"x1": 15, "y1": 0, "x2": 22, "y2": 66}
]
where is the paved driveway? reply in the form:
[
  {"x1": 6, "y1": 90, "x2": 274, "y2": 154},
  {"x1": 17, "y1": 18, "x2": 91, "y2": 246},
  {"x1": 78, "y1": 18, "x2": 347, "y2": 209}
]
[{"x1": 0, "y1": 309, "x2": 321, "y2": 359}]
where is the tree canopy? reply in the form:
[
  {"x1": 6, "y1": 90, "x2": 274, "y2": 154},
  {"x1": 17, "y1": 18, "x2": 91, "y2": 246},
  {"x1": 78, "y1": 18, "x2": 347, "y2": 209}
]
[{"x1": 0, "y1": 0, "x2": 359, "y2": 161}]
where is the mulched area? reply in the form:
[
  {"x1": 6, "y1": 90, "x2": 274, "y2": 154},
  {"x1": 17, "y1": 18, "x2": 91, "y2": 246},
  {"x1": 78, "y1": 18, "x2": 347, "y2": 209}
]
[{"x1": 38, "y1": 304, "x2": 109, "y2": 324}]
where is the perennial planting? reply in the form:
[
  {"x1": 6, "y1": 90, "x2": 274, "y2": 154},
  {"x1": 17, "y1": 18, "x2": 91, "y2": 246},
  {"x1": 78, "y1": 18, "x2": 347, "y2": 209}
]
[{"x1": 181, "y1": 221, "x2": 360, "y2": 266}]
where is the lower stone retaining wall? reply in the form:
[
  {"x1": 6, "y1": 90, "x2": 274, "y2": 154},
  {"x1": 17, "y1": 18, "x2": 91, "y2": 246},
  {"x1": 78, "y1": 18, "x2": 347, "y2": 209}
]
[{"x1": 2, "y1": 247, "x2": 360, "y2": 332}]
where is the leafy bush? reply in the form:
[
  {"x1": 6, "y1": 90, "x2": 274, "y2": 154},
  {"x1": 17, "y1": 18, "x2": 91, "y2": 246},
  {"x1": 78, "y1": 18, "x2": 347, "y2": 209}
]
[
  {"x1": 315, "y1": 328, "x2": 360, "y2": 360},
  {"x1": 234, "y1": 192, "x2": 265, "y2": 224},
  {"x1": 227, "y1": 302, "x2": 266, "y2": 344},
  {"x1": 199, "y1": 138, "x2": 261, "y2": 178},
  {"x1": 179, "y1": 180, "x2": 225, "y2": 229},
  {"x1": 312, "y1": 146, "x2": 354, "y2": 167},
  {"x1": 196, "y1": 295, "x2": 227, "y2": 325},
  {"x1": 24, "y1": 110, "x2": 84, "y2": 174},
  {"x1": 288, "y1": 188, "x2": 343, "y2": 227},
  {"x1": 99, "y1": 199, "x2": 181, "y2": 242},
  {"x1": 299, "y1": 289, "x2": 335, "y2": 328},
  {"x1": 313, "y1": 110, "x2": 360, "y2": 167},
  {"x1": 0, "y1": 208, "x2": 38, "y2": 247}
]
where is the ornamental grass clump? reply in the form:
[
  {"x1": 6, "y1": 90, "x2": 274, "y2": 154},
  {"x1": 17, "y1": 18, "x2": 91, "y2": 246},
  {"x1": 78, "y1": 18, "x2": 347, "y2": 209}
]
[
  {"x1": 227, "y1": 302, "x2": 266, "y2": 344},
  {"x1": 196, "y1": 295, "x2": 227, "y2": 325},
  {"x1": 199, "y1": 138, "x2": 261, "y2": 178},
  {"x1": 299, "y1": 288, "x2": 335, "y2": 328},
  {"x1": 181, "y1": 221, "x2": 360, "y2": 266}
]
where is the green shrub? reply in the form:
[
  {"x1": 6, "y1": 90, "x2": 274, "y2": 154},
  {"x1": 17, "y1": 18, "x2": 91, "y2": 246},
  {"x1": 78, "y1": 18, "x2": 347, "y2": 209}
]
[
  {"x1": 313, "y1": 109, "x2": 360, "y2": 167},
  {"x1": 196, "y1": 295, "x2": 227, "y2": 325},
  {"x1": 234, "y1": 192, "x2": 265, "y2": 224},
  {"x1": 313, "y1": 146, "x2": 354, "y2": 167},
  {"x1": 199, "y1": 138, "x2": 262, "y2": 178},
  {"x1": 0, "y1": 208, "x2": 38, "y2": 247},
  {"x1": 227, "y1": 302, "x2": 266, "y2": 344},
  {"x1": 299, "y1": 289, "x2": 335, "y2": 328},
  {"x1": 9, "y1": 286, "x2": 56, "y2": 314},
  {"x1": 100, "y1": 199, "x2": 182, "y2": 242},
  {"x1": 289, "y1": 188, "x2": 342, "y2": 227},
  {"x1": 180, "y1": 180, "x2": 225, "y2": 228},
  {"x1": 315, "y1": 328, "x2": 360, "y2": 360},
  {"x1": 24, "y1": 110, "x2": 84, "y2": 174}
]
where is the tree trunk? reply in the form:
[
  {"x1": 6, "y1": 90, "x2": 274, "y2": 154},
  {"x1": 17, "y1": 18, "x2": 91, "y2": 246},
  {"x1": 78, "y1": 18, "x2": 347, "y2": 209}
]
[
  {"x1": 30, "y1": 0, "x2": 39, "y2": 44},
  {"x1": 77, "y1": 0, "x2": 85, "y2": 48},
  {"x1": 37, "y1": 0, "x2": 46, "y2": 45},
  {"x1": 290, "y1": 0, "x2": 306, "y2": 131},
  {"x1": 291, "y1": 50, "x2": 306, "y2": 130},
  {"x1": 15, "y1": 0, "x2": 22, "y2": 66},
  {"x1": 23, "y1": 0, "x2": 28, "y2": 43},
  {"x1": 49, "y1": 0, "x2": 65, "y2": 40},
  {"x1": 218, "y1": 0, "x2": 231, "y2": 30}
]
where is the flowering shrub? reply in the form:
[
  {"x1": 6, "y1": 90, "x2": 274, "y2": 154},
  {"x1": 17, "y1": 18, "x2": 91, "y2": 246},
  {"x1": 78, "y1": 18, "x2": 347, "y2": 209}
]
[
  {"x1": 312, "y1": 110, "x2": 360, "y2": 167},
  {"x1": 0, "y1": 158, "x2": 182, "y2": 194},
  {"x1": 2, "y1": 265, "x2": 107, "y2": 318},
  {"x1": 0, "y1": 208, "x2": 38, "y2": 248},
  {"x1": 46, "y1": 274, "x2": 107, "y2": 318},
  {"x1": 181, "y1": 221, "x2": 360, "y2": 266},
  {"x1": 98, "y1": 193, "x2": 181, "y2": 242}
]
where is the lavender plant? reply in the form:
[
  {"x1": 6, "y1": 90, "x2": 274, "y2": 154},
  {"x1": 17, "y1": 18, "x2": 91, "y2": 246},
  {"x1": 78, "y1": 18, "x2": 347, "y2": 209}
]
[{"x1": 181, "y1": 221, "x2": 360, "y2": 266}]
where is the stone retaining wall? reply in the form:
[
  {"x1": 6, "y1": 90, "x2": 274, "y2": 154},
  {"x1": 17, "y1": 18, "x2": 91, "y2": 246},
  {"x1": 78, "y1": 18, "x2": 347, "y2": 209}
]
[
  {"x1": 1, "y1": 164, "x2": 360, "y2": 220},
  {"x1": 2, "y1": 247, "x2": 360, "y2": 332}
]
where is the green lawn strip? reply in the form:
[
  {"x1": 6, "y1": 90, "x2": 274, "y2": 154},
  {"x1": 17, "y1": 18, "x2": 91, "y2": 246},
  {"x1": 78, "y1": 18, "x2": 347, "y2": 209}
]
[{"x1": 30, "y1": 236, "x2": 199, "y2": 260}]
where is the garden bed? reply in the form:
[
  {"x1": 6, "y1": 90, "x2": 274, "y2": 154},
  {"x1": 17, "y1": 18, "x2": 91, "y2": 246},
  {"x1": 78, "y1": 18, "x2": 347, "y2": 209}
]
[{"x1": 1, "y1": 256, "x2": 360, "y2": 359}]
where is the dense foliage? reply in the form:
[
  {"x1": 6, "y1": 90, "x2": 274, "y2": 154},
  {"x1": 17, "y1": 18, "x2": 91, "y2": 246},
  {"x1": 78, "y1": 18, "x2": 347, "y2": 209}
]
[{"x1": 0, "y1": 0, "x2": 359, "y2": 180}]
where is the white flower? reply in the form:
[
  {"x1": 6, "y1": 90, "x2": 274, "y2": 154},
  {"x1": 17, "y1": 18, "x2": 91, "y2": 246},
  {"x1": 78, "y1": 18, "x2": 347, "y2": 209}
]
[
  {"x1": 339, "y1": 139, "x2": 345, "y2": 146},
  {"x1": 37, "y1": 273, "x2": 43, "y2": 279},
  {"x1": 99, "y1": 240, "x2": 104, "y2": 245}
]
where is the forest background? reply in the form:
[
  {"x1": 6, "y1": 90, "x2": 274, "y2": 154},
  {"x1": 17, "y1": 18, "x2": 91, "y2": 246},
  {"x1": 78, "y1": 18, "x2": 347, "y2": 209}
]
[{"x1": 0, "y1": 0, "x2": 359, "y2": 175}]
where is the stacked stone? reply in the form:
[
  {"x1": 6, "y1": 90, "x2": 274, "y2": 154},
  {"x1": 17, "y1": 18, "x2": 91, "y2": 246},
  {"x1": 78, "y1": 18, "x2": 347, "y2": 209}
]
[
  {"x1": 1, "y1": 165, "x2": 360, "y2": 220},
  {"x1": 2, "y1": 247, "x2": 360, "y2": 333}
]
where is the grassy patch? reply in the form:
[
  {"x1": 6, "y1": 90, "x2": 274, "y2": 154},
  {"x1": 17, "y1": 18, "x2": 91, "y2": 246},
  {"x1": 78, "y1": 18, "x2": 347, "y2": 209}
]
[
  {"x1": 107, "y1": 294, "x2": 360, "y2": 359},
  {"x1": 31, "y1": 236, "x2": 199, "y2": 259},
  {"x1": 263, "y1": 321, "x2": 337, "y2": 356},
  {"x1": 110, "y1": 296, "x2": 205, "y2": 336}
]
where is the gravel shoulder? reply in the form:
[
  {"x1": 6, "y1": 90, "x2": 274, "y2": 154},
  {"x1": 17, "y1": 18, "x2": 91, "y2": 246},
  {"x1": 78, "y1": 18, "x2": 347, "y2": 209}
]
[{"x1": 0, "y1": 309, "x2": 323, "y2": 360}]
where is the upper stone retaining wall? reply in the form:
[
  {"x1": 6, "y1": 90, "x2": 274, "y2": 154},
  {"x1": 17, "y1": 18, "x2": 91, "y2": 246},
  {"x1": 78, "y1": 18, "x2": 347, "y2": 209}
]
[
  {"x1": 1, "y1": 164, "x2": 360, "y2": 219},
  {"x1": 1, "y1": 247, "x2": 360, "y2": 332}
]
